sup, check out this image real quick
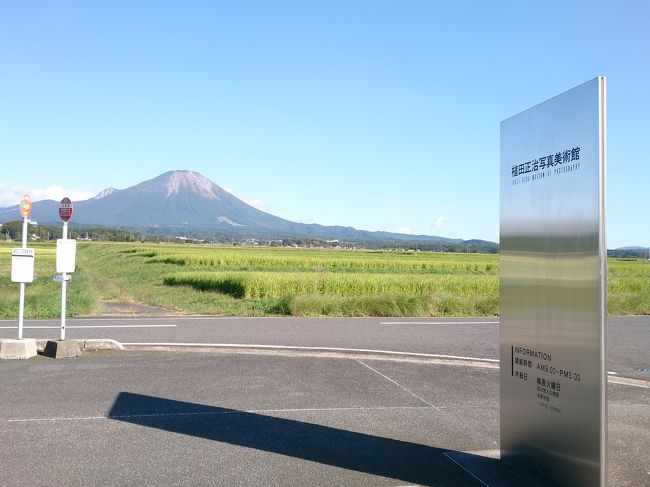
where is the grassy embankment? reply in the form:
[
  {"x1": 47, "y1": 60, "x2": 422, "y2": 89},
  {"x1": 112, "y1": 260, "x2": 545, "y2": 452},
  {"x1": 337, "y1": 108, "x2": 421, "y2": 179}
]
[{"x1": 1, "y1": 242, "x2": 649, "y2": 318}]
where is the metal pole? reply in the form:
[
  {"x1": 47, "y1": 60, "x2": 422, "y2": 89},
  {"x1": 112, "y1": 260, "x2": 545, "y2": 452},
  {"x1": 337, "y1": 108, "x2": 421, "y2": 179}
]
[
  {"x1": 61, "y1": 221, "x2": 68, "y2": 341},
  {"x1": 17, "y1": 217, "x2": 28, "y2": 340},
  {"x1": 18, "y1": 283, "x2": 25, "y2": 340},
  {"x1": 22, "y1": 217, "x2": 27, "y2": 247}
]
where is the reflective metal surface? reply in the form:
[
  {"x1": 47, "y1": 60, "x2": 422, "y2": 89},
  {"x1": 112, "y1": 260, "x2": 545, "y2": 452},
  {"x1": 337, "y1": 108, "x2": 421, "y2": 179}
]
[{"x1": 500, "y1": 77, "x2": 607, "y2": 487}]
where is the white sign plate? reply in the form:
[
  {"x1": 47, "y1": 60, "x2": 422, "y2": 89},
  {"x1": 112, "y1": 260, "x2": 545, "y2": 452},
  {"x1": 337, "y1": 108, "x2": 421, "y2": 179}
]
[
  {"x1": 56, "y1": 239, "x2": 77, "y2": 273},
  {"x1": 11, "y1": 248, "x2": 35, "y2": 283}
]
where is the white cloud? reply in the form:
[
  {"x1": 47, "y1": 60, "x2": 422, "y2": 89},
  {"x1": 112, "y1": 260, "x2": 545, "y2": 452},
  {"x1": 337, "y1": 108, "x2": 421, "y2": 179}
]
[
  {"x1": 432, "y1": 216, "x2": 448, "y2": 228},
  {"x1": 245, "y1": 198, "x2": 269, "y2": 212},
  {"x1": 223, "y1": 187, "x2": 269, "y2": 213},
  {"x1": 398, "y1": 226, "x2": 413, "y2": 234},
  {"x1": 0, "y1": 184, "x2": 94, "y2": 207}
]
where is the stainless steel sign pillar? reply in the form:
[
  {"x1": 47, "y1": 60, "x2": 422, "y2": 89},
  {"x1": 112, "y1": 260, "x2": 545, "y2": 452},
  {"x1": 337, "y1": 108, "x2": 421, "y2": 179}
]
[{"x1": 500, "y1": 77, "x2": 607, "y2": 487}]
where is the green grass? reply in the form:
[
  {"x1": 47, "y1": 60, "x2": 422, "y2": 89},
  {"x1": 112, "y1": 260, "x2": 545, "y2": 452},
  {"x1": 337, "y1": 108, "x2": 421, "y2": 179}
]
[
  {"x1": 1, "y1": 242, "x2": 649, "y2": 317},
  {"x1": 0, "y1": 243, "x2": 96, "y2": 319},
  {"x1": 78, "y1": 243, "x2": 277, "y2": 316}
]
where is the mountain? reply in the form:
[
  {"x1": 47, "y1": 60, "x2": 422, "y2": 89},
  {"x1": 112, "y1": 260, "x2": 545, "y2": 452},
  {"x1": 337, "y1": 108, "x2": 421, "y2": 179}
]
[
  {"x1": 0, "y1": 170, "x2": 494, "y2": 248},
  {"x1": 608, "y1": 246, "x2": 650, "y2": 258}
]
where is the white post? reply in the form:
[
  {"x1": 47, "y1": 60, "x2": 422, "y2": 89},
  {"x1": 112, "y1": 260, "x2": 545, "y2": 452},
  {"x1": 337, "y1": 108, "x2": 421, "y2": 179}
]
[
  {"x1": 17, "y1": 217, "x2": 28, "y2": 340},
  {"x1": 18, "y1": 283, "x2": 25, "y2": 340},
  {"x1": 21, "y1": 217, "x2": 27, "y2": 247},
  {"x1": 60, "y1": 221, "x2": 68, "y2": 341}
]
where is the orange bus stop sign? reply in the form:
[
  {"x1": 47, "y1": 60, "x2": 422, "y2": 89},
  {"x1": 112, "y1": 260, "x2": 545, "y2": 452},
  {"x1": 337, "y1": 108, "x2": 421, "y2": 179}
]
[{"x1": 19, "y1": 194, "x2": 32, "y2": 219}]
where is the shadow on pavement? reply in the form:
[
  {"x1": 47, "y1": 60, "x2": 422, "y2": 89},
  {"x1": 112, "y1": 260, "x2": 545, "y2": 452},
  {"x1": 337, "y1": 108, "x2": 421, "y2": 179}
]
[{"x1": 108, "y1": 392, "x2": 480, "y2": 486}]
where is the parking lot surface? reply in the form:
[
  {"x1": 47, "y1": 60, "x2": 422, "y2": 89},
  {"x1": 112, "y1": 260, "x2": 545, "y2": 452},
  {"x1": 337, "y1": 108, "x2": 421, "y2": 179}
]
[{"x1": 1, "y1": 351, "x2": 648, "y2": 486}]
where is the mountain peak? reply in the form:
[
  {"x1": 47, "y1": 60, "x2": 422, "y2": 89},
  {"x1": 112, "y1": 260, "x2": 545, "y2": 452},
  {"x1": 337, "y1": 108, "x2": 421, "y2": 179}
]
[
  {"x1": 94, "y1": 187, "x2": 118, "y2": 200},
  {"x1": 162, "y1": 170, "x2": 220, "y2": 200}
]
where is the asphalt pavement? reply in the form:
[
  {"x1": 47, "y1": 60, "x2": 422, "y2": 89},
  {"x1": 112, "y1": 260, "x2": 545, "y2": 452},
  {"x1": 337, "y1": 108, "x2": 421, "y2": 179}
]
[
  {"x1": 1, "y1": 352, "x2": 648, "y2": 486},
  {"x1": 1, "y1": 315, "x2": 648, "y2": 485}
]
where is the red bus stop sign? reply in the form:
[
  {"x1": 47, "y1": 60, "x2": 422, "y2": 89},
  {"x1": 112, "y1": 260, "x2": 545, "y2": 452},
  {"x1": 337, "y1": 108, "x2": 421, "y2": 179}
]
[{"x1": 59, "y1": 197, "x2": 73, "y2": 222}]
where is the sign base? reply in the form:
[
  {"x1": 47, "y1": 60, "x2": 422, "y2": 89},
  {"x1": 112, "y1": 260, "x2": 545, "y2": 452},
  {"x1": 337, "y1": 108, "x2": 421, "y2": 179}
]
[
  {"x1": 0, "y1": 339, "x2": 37, "y2": 360},
  {"x1": 43, "y1": 340, "x2": 81, "y2": 359}
]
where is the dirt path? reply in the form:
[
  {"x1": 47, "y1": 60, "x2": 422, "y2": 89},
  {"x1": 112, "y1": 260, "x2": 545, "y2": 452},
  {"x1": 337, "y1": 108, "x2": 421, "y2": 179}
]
[{"x1": 98, "y1": 300, "x2": 178, "y2": 316}]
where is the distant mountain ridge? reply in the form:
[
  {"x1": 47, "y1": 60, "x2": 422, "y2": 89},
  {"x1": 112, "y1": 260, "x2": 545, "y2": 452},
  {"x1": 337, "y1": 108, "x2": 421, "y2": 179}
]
[{"x1": 0, "y1": 170, "x2": 495, "y2": 247}]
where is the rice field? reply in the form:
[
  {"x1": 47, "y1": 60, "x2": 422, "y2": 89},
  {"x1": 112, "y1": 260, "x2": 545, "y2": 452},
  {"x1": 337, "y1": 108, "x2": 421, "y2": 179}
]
[
  {"x1": 162, "y1": 271, "x2": 497, "y2": 299},
  {"x1": 1, "y1": 242, "x2": 648, "y2": 317},
  {"x1": 139, "y1": 243, "x2": 648, "y2": 316},
  {"x1": 135, "y1": 246, "x2": 498, "y2": 273},
  {"x1": 120, "y1": 244, "x2": 501, "y2": 315}
]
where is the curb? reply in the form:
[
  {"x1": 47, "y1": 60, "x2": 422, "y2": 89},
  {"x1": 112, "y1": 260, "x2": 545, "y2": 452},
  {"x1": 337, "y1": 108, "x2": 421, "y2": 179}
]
[
  {"x1": 122, "y1": 343, "x2": 502, "y2": 369},
  {"x1": 35, "y1": 339, "x2": 125, "y2": 353},
  {"x1": 607, "y1": 376, "x2": 650, "y2": 389},
  {"x1": 121, "y1": 343, "x2": 650, "y2": 388},
  {"x1": 19, "y1": 339, "x2": 650, "y2": 389}
]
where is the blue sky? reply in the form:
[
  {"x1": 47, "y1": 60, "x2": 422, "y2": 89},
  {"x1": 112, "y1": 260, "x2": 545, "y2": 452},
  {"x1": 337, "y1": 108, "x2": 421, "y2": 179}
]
[{"x1": 1, "y1": 1, "x2": 648, "y2": 248}]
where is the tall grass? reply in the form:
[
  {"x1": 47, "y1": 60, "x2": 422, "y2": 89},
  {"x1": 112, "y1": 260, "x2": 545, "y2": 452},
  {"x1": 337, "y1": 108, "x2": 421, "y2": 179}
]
[
  {"x1": 276, "y1": 293, "x2": 499, "y2": 317},
  {"x1": 163, "y1": 271, "x2": 498, "y2": 299}
]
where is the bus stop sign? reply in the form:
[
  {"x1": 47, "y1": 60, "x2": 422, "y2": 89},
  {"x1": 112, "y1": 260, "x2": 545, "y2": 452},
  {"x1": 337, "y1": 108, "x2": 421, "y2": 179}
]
[
  {"x1": 59, "y1": 197, "x2": 73, "y2": 222},
  {"x1": 19, "y1": 194, "x2": 32, "y2": 219}
]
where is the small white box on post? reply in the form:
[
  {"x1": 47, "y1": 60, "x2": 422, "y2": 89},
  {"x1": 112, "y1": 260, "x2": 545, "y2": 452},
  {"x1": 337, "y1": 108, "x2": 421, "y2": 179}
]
[
  {"x1": 11, "y1": 248, "x2": 35, "y2": 283},
  {"x1": 56, "y1": 239, "x2": 77, "y2": 273}
]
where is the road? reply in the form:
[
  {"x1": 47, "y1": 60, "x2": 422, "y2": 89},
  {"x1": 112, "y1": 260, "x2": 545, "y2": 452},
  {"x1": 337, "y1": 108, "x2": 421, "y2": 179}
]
[{"x1": 1, "y1": 315, "x2": 648, "y2": 379}]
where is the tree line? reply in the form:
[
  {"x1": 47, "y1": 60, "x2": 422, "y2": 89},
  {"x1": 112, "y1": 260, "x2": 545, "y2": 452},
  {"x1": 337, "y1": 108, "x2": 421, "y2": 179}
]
[
  {"x1": 1, "y1": 219, "x2": 499, "y2": 253},
  {"x1": 1, "y1": 221, "x2": 145, "y2": 242}
]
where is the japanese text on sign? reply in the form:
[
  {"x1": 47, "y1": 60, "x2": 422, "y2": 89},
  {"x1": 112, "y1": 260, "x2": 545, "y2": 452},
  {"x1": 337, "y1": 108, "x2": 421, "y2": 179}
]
[{"x1": 511, "y1": 147, "x2": 581, "y2": 177}]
